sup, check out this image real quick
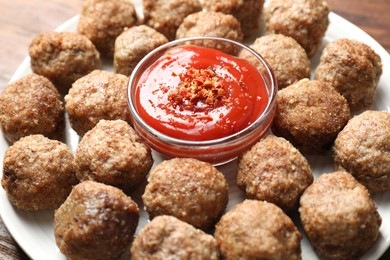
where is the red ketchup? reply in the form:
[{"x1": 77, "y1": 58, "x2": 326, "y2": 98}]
[{"x1": 136, "y1": 45, "x2": 268, "y2": 141}]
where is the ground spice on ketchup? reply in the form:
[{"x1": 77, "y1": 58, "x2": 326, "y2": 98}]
[
  {"x1": 167, "y1": 67, "x2": 230, "y2": 111},
  {"x1": 136, "y1": 45, "x2": 268, "y2": 141}
]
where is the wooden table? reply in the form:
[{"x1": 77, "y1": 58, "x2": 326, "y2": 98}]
[{"x1": 0, "y1": 0, "x2": 389, "y2": 259}]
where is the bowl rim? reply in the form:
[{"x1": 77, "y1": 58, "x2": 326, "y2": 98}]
[{"x1": 127, "y1": 36, "x2": 278, "y2": 147}]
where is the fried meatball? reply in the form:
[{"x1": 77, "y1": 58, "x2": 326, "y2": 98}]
[
  {"x1": 29, "y1": 31, "x2": 100, "y2": 91},
  {"x1": 74, "y1": 120, "x2": 153, "y2": 193},
  {"x1": 299, "y1": 171, "x2": 381, "y2": 259},
  {"x1": 203, "y1": 0, "x2": 264, "y2": 37},
  {"x1": 176, "y1": 11, "x2": 244, "y2": 54},
  {"x1": 333, "y1": 110, "x2": 390, "y2": 193},
  {"x1": 264, "y1": 0, "x2": 329, "y2": 57},
  {"x1": 54, "y1": 181, "x2": 139, "y2": 260},
  {"x1": 237, "y1": 135, "x2": 313, "y2": 211},
  {"x1": 239, "y1": 34, "x2": 310, "y2": 89},
  {"x1": 142, "y1": 158, "x2": 228, "y2": 231},
  {"x1": 65, "y1": 70, "x2": 131, "y2": 136},
  {"x1": 143, "y1": 0, "x2": 202, "y2": 40},
  {"x1": 1, "y1": 135, "x2": 76, "y2": 211},
  {"x1": 215, "y1": 200, "x2": 302, "y2": 259},
  {"x1": 114, "y1": 25, "x2": 168, "y2": 76},
  {"x1": 0, "y1": 74, "x2": 64, "y2": 143},
  {"x1": 78, "y1": 0, "x2": 138, "y2": 57},
  {"x1": 176, "y1": 11, "x2": 243, "y2": 42},
  {"x1": 272, "y1": 79, "x2": 350, "y2": 153},
  {"x1": 130, "y1": 215, "x2": 219, "y2": 259},
  {"x1": 315, "y1": 39, "x2": 383, "y2": 111}
]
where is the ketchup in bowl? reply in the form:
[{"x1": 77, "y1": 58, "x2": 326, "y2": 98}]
[
  {"x1": 136, "y1": 45, "x2": 268, "y2": 141},
  {"x1": 128, "y1": 37, "x2": 277, "y2": 165}
]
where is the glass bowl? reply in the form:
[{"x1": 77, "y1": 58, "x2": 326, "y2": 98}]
[{"x1": 127, "y1": 36, "x2": 278, "y2": 165}]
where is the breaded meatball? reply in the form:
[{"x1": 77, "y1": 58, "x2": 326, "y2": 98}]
[
  {"x1": 0, "y1": 74, "x2": 64, "y2": 143},
  {"x1": 264, "y1": 0, "x2": 329, "y2": 57},
  {"x1": 130, "y1": 215, "x2": 219, "y2": 259},
  {"x1": 239, "y1": 34, "x2": 310, "y2": 89},
  {"x1": 272, "y1": 79, "x2": 350, "y2": 153},
  {"x1": 78, "y1": 0, "x2": 138, "y2": 57},
  {"x1": 315, "y1": 39, "x2": 383, "y2": 111},
  {"x1": 176, "y1": 11, "x2": 243, "y2": 42},
  {"x1": 65, "y1": 70, "x2": 131, "y2": 136},
  {"x1": 54, "y1": 181, "x2": 139, "y2": 260},
  {"x1": 142, "y1": 158, "x2": 228, "y2": 231},
  {"x1": 215, "y1": 200, "x2": 302, "y2": 259},
  {"x1": 1, "y1": 135, "x2": 76, "y2": 211},
  {"x1": 29, "y1": 31, "x2": 100, "y2": 91},
  {"x1": 74, "y1": 120, "x2": 153, "y2": 193},
  {"x1": 114, "y1": 25, "x2": 168, "y2": 76},
  {"x1": 333, "y1": 110, "x2": 390, "y2": 193},
  {"x1": 143, "y1": 0, "x2": 202, "y2": 40},
  {"x1": 237, "y1": 135, "x2": 313, "y2": 211},
  {"x1": 203, "y1": 0, "x2": 264, "y2": 37},
  {"x1": 299, "y1": 171, "x2": 381, "y2": 259}
]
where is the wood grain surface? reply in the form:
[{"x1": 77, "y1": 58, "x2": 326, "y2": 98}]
[{"x1": 0, "y1": 0, "x2": 389, "y2": 259}]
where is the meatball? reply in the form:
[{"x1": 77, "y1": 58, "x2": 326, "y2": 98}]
[
  {"x1": 333, "y1": 110, "x2": 390, "y2": 193},
  {"x1": 315, "y1": 39, "x2": 383, "y2": 111},
  {"x1": 176, "y1": 11, "x2": 243, "y2": 42},
  {"x1": 239, "y1": 34, "x2": 310, "y2": 89},
  {"x1": 78, "y1": 0, "x2": 138, "y2": 57},
  {"x1": 0, "y1": 74, "x2": 64, "y2": 143},
  {"x1": 65, "y1": 70, "x2": 131, "y2": 136},
  {"x1": 299, "y1": 171, "x2": 381, "y2": 259},
  {"x1": 264, "y1": 0, "x2": 329, "y2": 57},
  {"x1": 215, "y1": 200, "x2": 302, "y2": 259},
  {"x1": 1, "y1": 135, "x2": 76, "y2": 211},
  {"x1": 114, "y1": 25, "x2": 168, "y2": 76},
  {"x1": 29, "y1": 31, "x2": 100, "y2": 91},
  {"x1": 74, "y1": 120, "x2": 153, "y2": 193},
  {"x1": 142, "y1": 158, "x2": 228, "y2": 231},
  {"x1": 176, "y1": 11, "x2": 244, "y2": 54},
  {"x1": 237, "y1": 135, "x2": 313, "y2": 211},
  {"x1": 54, "y1": 181, "x2": 139, "y2": 260},
  {"x1": 203, "y1": 0, "x2": 264, "y2": 37},
  {"x1": 130, "y1": 215, "x2": 219, "y2": 259},
  {"x1": 272, "y1": 79, "x2": 350, "y2": 153},
  {"x1": 143, "y1": 0, "x2": 202, "y2": 40}
]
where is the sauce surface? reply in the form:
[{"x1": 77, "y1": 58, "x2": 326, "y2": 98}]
[{"x1": 136, "y1": 45, "x2": 268, "y2": 141}]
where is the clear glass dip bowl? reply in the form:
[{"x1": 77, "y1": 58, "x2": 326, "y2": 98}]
[{"x1": 127, "y1": 37, "x2": 277, "y2": 165}]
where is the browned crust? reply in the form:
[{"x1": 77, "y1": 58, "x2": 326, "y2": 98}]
[
  {"x1": 78, "y1": 0, "x2": 138, "y2": 57},
  {"x1": 0, "y1": 73, "x2": 64, "y2": 143},
  {"x1": 237, "y1": 135, "x2": 313, "y2": 211},
  {"x1": 299, "y1": 171, "x2": 381, "y2": 259},
  {"x1": 54, "y1": 180, "x2": 139, "y2": 260},
  {"x1": 142, "y1": 158, "x2": 228, "y2": 231},
  {"x1": 315, "y1": 38, "x2": 383, "y2": 111},
  {"x1": 215, "y1": 200, "x2": 302, "y2": 259},
  {"x1": 1, "y1": 134, "x2": 77, "y2": 211},
  {"x1": 272, "y1": 79, "x2": 350, "y2": 153},
  {"x1": 333, "y1": 110, "x2": 390, "y2": 193},
  {"x1": 29, "y1": 31, "x2": 101, "y2": 89}
]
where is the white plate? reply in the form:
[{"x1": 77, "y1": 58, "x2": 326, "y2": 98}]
[{"x1": 1, "y1": 1, "x2": 390, "y2": 259}]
